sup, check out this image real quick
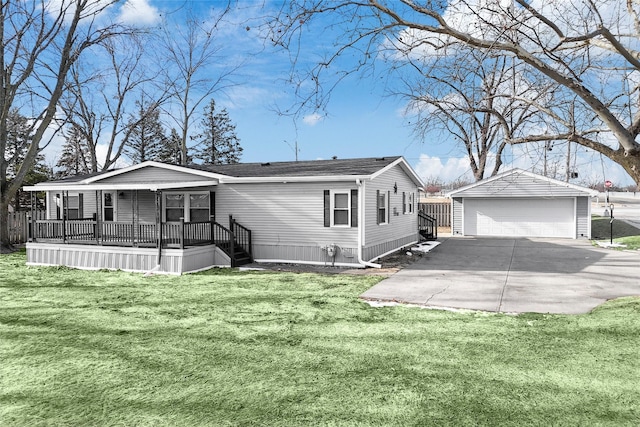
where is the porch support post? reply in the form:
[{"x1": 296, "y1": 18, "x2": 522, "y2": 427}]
[
  {"x1": 28, "y1": 191, "x2": 35, "y2": 242},
  {"x1": 228, "y1": 215, "x2": 235, "y2": 268},
  {"x1": 95, "y1": 190, "x2": 101, "y2": 244},
  {"x1": 131, "y1": 190, "x2": 135, "y2": 247},
  {"x1": 179, "y1": 217, "x2": 185, "y2": 249},
  {"x1": 134, "y1": 190, "x2": 139, "y2": 247},
  {"x1": 62, "y1": 190, "x2": 67, "y2": 243},
  {"x1": 156, "y1": 191, "x2": 162, "y2": 265}
]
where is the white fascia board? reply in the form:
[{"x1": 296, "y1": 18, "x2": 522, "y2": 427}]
[
  {"x1": 370, "y1": 157, "x2": 425, "y2": 187},
  {"x1": 218, "y1": 175, "x2": 372, "y2": 184},
  {"x1": 82, "y1": 161, "x2": 228, "y2": 184},
  {"x1": 23, "y1": 180, "x2": 218, "y2": 192}
]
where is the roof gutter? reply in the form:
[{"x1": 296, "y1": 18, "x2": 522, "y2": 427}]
[{"x1": 356, "y1": 179, "x2": 381, "y2": 269}]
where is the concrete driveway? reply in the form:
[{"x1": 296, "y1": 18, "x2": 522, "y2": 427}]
[{"x1": 360, "y1": 238, "x2": 640, "y2": 314}]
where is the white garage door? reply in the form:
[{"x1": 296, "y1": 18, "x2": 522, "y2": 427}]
[{"x1": 463, "y1": 198, "x2": 575, "y2": 238}]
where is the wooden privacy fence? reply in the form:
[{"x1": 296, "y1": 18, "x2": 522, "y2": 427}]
[
  {"x1": 6, "y1": 211, "x2": 46, "y2": 244},
  {"x1": 419, "y1": 202, "x2": 451, "y2": 227}
]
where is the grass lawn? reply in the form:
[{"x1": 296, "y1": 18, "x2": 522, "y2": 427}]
[
  {"x1": 592, "y1": 216, "x2": 640, "y2": 249},
  {"x1": 2, "y1": 250, "x2": 640, "y2": 426}
]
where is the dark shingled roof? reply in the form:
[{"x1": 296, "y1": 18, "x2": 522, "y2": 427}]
[
  {"x1": 40, "y1": 157, "x2": 403, "y2": 185},
  {"x1": 41, "y1": 170, "x2": 112, "y2": 184},
  {"x1": 186, "y1": 156, "x2": 402, "y2": 178}
]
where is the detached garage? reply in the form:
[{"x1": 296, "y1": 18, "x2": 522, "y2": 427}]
[{"x1": 448, "y1": 169, "x2": 598, "y2": 239}]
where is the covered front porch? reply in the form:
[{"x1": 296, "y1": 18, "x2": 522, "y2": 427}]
[{"x1": 24, "y1": 173, "x2": 253, "y2": 273}]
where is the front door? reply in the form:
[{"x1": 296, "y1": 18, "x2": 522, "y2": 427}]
[{"x1": 103, "y1": 191, "x2": 117, "y2": 222}]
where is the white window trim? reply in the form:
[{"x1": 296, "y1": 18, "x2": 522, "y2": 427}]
[
  {"x1": 330, "y1": 189, "x2": 351, "y2": 227},
  {"x1": 102, "y1": 191, "x2": 118, "y2": 222},
  {"x1": 55, "y1": 192, "x2": 81, "y2": 220},
  {"x1": 163, "y1": 191, "x2": 210, "y2": 222},
  {"x1": 378, "y1": 191, "x2": 387, "y2": 225},
  {"x1": 405, "y1": 192, "x2": 414, "y2": 214}
]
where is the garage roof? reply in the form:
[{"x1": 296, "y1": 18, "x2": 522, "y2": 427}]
[{"x1": 447, "y1": 169, "x2": 599, "y2": 198}]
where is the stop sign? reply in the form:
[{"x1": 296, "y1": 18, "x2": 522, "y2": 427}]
[{"x1": 605, "y1": 180, "x2": 613, "y2": 188}]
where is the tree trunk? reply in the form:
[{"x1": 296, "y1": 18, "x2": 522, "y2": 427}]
[{"x1": 0, "y1": 199, "x2": 15, "y2": 253}]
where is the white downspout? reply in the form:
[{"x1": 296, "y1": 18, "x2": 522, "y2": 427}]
[{"x1": 357, "y1": 179, "x2": 381, "y2": 269}]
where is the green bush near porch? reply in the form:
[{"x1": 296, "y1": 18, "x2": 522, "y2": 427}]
[{"x1": 1, "y1": 250, "x2": 640, "y2": 426}]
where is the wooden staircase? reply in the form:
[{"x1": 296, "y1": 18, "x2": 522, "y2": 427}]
[
  {"x1": 217, "y1": 241, "x2": 252, "y2": 267},
  {"x1": 213, "y1": 216, "x2": 253, "y2": 267},
  {"x1": 418, "y1": 211, "x2": 437, "y2": 241}
]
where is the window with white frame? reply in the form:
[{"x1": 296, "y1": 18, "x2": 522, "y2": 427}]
[
  {"x1": 164, "y1": 192, "x2": 210, "y2": 222},
  {"x1": 165, "y1": 194, "x2": 185, "y2": 221},
  {"x1": 377, "y1": 191, "x2": 387, "y2": 224},
  {"x1": 56, "y1": 193, "x2": 82, "y2": 219},
  {"x1": 189, "y1": 193, "x2": 210, "y2": 222},
  {"x1": 405, "y1": 192, "x2": 414, "y2": 214},
  {"x1": 331, "y1": 190, "x2": 350, "y2": 226}
]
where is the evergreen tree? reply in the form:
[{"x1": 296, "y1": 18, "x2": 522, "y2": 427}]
[
  {"x1": 157, "y1": 128, "x2": 185, "y2": 165},
  {"x1": 5, "y1": 109, "x2": 32, "y2": 179},
  {"x1": 55, "y1": 124, "x2": 92, "y2": 178},
  {"x1": 192, "y1": 99, "x2": 242, "y2": 165},
  {"x1": 15, "y1": 155, "x2": 51, "y2": 210},
  {"x1": 4, "y1": 110, "x2": 51, "y2": 210},
  {"x1": 124, "y1": 99, "x2": 166, "y2": 163}
]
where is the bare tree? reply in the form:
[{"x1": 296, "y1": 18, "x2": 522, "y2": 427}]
[
  {"x1": 0, "y1": 0, "x2": 130, "y2": 252},
  {"x1": 268, "y1": 0, "x2": 640, "y2": 185},
  {"x1": 60, "y1": 35, "x2": 163, "y2": 172},
  {"x1": 403, "y1": 48, "x2": 549, "y2": 181},
  {"x1": 159, "y1": 7, "x2": 244, "y2": 165}
]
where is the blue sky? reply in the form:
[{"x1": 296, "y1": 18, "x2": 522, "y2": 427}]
[{"x1": 43, "y1": 0, "x2": 636, "y2": 187}]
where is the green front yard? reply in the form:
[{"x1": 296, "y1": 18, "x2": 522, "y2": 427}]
[
  {"x1": 592, "y1": 215, "x2": 640, "y2": 250},
  {"x1": 2, "y1": 250, "x2": 640, "y2": 426}
]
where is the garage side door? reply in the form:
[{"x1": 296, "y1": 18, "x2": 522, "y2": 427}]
[{"x1": 464, "y1": 198, "x2": 575, "y2": 238}]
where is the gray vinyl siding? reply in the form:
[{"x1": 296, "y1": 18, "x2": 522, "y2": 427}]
[
  {"x1": 452, "y1": 173, "x2": 591, "y2": 198},
  {"x1": 363, "y1": 164, "x2": 419, "y2": 260},
  {"x1": 452, "y1": 198, "x2": 463, "y2": 235},
  {"x1": 576, "y1": 196, "x2": 590, "y2": 238},
  {"x1": 46, "y1": 191, "x2": 97, "y2": 219},
  {"x1": 215, "y1": 181, "x2": 360, "y2": 264},
  {"x1": 115, "y1": 190, "x2": 156, "y2": 223},
  {"x1": 98, "y1": 166, "x2": 214, "y2": 184}
]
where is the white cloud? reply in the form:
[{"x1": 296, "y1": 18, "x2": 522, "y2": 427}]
[
  {"x1": 413, "y1": 154, "x2": 473, "y2": 183},
  {"x1": 118, "y1": 0, "x2": 160, "y2": 26},
  {"x1": 302, "y1": 113, "x2": 323, "y2": 126}
]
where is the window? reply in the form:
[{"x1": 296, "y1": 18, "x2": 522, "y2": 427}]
[
  {"x1": 324, "y1": 189, "x2": 357, "y2": 228},
  {"x1": 164, "y1": 192, "x2": 210, "y2": 222},
  {"x1": 57, "y1": 193, "x2": 83, "y2": 220},
  {"x1": 189, "y1": 194, "x2": 210, "y2": 222},
  {"x1": 332, "y1": 191, "x2": 350, "y2": 226},
  {"x1": 403, "y1": 192, "x2": 406, "y2": 214},
  {"x1": 103, "y1": 192, "x2": 116, "y2": 221},
  {"x1": 377, "y1": 190, "x2": 387, "y2": 224},
  {"x1": 403, "y1": 192, "x2": 414, "y2": 214},
  {"x1": 165, "y1": 194, "x2": 185, "y2": 221}
]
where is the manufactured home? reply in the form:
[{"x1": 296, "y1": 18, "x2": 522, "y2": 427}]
[{"x1": 24, "y1": 156, "x2": 433, "y2": 274}]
